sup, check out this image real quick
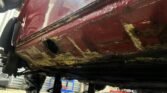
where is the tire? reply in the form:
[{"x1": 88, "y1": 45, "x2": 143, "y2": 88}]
[
  {"x1": 2, "y1": 47, "x2": 19, "y2": 76},
  {"x1": 0, "y1": 17, "x2": 17, "y2": 53},
  {"x1": 0, "y1": 17, "x2": 22, "y2": 76},
  {"x1": 11, "y1": 20, "x2": 21, "y2": 46}
]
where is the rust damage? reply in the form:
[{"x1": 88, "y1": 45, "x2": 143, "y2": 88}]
[
  {"x1": 17, "y1": 45, "x2": 102, "y2": 68},
  {"x1": 123, "y1": 23, "x2": 144, "y2": 51}
]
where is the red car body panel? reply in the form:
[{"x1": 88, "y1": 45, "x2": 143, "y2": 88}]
[
  {"x1": 15, "y1": 0, "x2": 167, "y2": 69},
  {"x1": 18, "y1": 0, "x2": 95, "y2": 39}
]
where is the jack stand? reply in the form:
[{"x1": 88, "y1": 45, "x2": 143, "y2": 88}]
[
  {"x1": 88, "y1": 83, "x2": 95, "y2": 93},
  {"x1": 52, "y1": 74, "x2": 62, "y2": 93}
]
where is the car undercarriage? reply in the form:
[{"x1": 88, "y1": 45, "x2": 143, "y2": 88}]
[{"x1": 0, "y1": 0, "x2": 167, "y2": 92}]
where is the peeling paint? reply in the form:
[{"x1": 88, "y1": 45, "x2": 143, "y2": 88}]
[
  {"x1": 17, "y1": 46, "x2": 102, "y2": 68},
  {"x1": 123, "y1": 23, "x2": 144, "y2": 51},
  {"x1": 52, "y1": 50, "x2": 102, "y2": 66}
]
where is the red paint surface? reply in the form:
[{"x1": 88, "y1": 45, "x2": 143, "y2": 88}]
[
  {"x1": 16, "y1": 0, "x2": 167, "y2": 67},
  {"x1": 18, "y1": 0, "x2": 95, "y2": 39}
]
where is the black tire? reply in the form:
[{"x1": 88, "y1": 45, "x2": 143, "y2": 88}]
[
  {"x1": 0, "y1": 18, "x2": 17, "y2": 53},
  {"x1": 11, "y1": 20, "x2": 21, "y2": 46},
  {"x1": 0, "y1": 17, "x2": 23, "y2": 76},
  {"x1": 2, "y1": 47, "x2": 19, "y2": 76}
]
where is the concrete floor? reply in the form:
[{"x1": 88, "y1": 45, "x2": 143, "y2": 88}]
[
  {"x1": 0, "y1": 89, "x2": 47, "y2": 93},
  {"x1": 0, "y1": 89, "x2": 26, "y2": 93}
]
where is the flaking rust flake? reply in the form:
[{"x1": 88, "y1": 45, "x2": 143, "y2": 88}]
[
  {"x1": 52, "y1": 50, "x2": 102, "y2": 66},
  {"x1": 17, "y1": 46, "x2": 102, "y2": 68}
]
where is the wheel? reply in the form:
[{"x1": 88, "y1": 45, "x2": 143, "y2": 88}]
[
  {"x1": 0, "y1": 17, "x2": 22, "y2": 76},
  {"x1": 0, "y1": 18, "x2": 17, "y2": 53}
]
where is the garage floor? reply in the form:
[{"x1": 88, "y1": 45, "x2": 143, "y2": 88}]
[
  {"x1": 0, "y1": 89, "x2": 25, "y2": 93},
  {"x1": 0, "y1": 89, "x2": 47, "y2": 93}
]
